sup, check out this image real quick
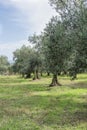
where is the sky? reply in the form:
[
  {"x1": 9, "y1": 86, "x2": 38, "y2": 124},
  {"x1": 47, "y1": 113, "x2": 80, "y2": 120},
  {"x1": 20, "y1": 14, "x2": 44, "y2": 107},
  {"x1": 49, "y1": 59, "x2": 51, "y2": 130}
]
[{"x1": 0, "y1": 0, "x2": 56, "y2": 62}]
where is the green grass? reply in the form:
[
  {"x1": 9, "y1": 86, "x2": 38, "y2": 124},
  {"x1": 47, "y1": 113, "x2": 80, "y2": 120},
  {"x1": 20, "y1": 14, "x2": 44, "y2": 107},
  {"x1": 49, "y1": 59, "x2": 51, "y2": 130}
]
[{"x1": 0, "y1": 74, "x2": 87, "y2": 130}]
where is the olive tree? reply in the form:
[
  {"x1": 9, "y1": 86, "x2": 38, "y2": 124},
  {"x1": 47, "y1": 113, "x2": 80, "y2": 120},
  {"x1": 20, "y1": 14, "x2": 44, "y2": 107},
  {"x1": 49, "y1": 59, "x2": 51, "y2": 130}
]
[
  {"x1": 49, "y1": 0, "x2": 87, "y2": 79},
  {"x1": 42, "y1": 17, "x2": 70, "y2": 86},
  {"x1": 0, "y1": 55, "x2": 10, "y2": 75}
]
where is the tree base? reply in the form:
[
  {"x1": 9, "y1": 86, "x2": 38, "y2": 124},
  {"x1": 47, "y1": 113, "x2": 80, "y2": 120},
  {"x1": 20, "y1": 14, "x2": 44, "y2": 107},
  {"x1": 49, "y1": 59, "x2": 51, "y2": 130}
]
[
  {"x1": 49, "y1": 82, "x2": 61, "y2": 87},
  {"x1": 49, "y1": 74, "x2": 61, "y2": 87},
  {"x1": 33, "y1": 77, "x2": 40, "y2": 80}
]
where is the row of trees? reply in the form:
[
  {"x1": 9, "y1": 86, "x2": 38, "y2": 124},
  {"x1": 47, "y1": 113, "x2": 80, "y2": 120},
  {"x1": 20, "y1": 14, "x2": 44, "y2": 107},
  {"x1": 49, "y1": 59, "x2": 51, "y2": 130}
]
[
  {"x1": 1, "y1": 0, "x2": 87, "y2": 86},
  {"x1": 13, "y1": 45, "x2": 42, "y2": 80}
]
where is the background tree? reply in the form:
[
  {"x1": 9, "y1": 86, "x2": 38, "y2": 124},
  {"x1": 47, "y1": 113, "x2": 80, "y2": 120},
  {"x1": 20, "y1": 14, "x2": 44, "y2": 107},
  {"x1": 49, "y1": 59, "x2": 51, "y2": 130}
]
[
  {"x1": 28, "y1": 34, "x2": 44, "y2": 78},
  {"x1": 13, "y1": 45, "x2": 33, "y2": 78},
  {"x1": 13, "y1": 45, "x2": 42, "y2": 80},
  {"x1": 0, "y1": 55, "x2": 10, "y2": 75},
  {"x1": 28, "y1": 51, "x2": 42, "y2": 80}
]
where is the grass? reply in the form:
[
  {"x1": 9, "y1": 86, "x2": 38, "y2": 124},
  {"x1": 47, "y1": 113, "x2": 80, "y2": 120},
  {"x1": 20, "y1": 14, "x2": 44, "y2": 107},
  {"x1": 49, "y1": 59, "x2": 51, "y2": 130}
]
[{"x1": 0, "y1": 74, "x2": 87, "y2": 130}]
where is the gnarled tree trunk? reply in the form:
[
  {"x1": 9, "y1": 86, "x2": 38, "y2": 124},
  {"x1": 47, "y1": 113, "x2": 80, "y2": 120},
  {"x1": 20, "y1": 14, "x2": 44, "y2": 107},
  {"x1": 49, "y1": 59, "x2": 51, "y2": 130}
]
[{"x1": 50, "y1": 74, "x2": 61, "y2": 87}]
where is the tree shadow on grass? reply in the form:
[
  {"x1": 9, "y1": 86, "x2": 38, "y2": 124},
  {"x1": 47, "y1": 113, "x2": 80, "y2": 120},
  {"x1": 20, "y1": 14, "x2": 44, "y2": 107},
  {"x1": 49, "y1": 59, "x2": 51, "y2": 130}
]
[{"x1": 67, "y1": 82, "x2": 87, "y2": 89}]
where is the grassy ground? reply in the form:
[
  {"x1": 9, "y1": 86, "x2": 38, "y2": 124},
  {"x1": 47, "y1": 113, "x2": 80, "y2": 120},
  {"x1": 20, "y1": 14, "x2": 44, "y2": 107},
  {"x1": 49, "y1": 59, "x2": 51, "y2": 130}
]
[{"x1": 0, "y1": 74, "x2": 87, "y2": 130}]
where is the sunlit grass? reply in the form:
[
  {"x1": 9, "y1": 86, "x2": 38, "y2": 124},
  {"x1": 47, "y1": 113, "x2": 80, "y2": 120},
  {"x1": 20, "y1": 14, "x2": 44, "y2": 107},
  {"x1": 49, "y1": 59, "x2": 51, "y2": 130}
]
[{"x1": 0, "y1": 74, "x2": 87, "y2": 130}]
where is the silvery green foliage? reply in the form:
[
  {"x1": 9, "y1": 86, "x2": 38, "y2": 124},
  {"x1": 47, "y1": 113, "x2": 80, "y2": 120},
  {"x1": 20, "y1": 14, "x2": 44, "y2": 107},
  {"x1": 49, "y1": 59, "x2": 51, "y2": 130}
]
[
  {"x1": 39, "y1": 0, "x2": 87, "y2": 81},
  {"x1": 42, "y1": 16, "x2": 70, "y2": 75},
  {"x1": 0, "y1": 56, "x2": 10, "y2": 74}
]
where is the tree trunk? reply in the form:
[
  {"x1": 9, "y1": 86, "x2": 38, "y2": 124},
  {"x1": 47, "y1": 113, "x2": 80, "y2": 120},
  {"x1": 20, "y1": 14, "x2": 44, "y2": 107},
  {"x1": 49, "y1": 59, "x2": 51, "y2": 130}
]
[
  {"x1": 71, "y1": 74, "x2": 77, "y2": 80},
  {"x1": 36, "y1": 70, "x2": 40, "y2": 79},
  {"x1": 25, "y1": 73, "x2": 31, "y2": 79},
  {"x1": 40, "y1": 72, "x2": 43, "y2": 77},
  {"x1": 33, "y1": 71, "x2": 36, "y2": 80},
  {"x1": 47, "y1": 72, "x2": 50, "y2": 76},
  {"x1": 33, "y1": 70, "x2": 39, "y2": 80},
  {"x1": 50, "y1": 74, "x2": 61, "y2": 87}
]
